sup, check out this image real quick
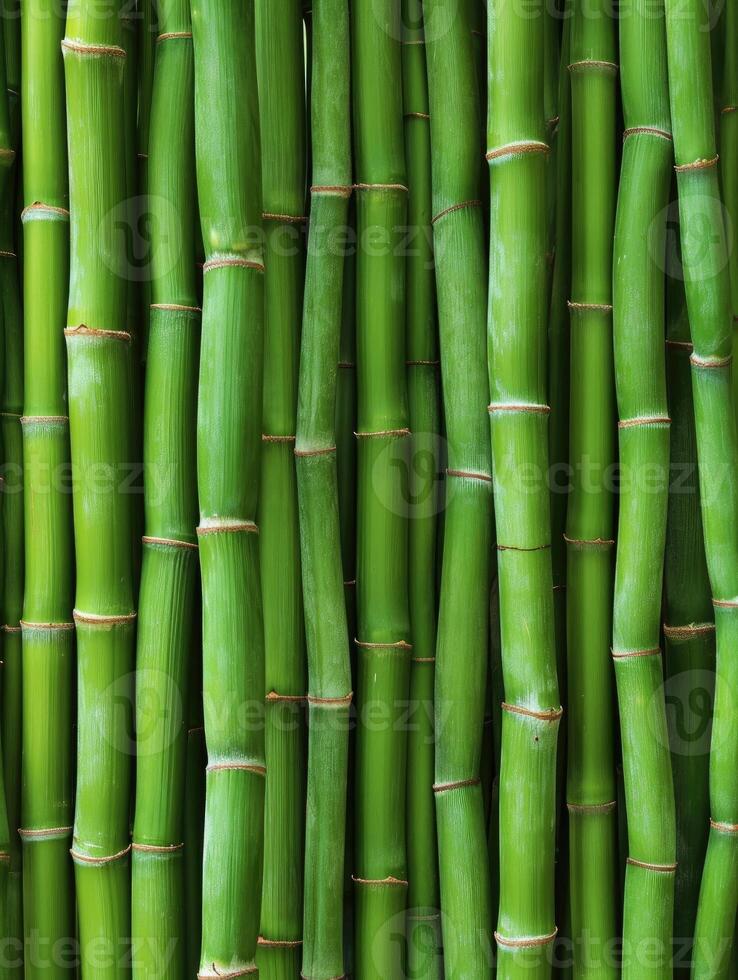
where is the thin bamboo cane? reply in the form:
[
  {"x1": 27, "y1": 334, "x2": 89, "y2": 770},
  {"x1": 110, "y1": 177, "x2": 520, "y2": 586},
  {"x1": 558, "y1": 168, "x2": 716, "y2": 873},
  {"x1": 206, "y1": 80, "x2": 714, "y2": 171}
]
[
  {"x1": 564, "y1": 0, "x2": 619, "y2": 972},
  {"x1": 487, "y1": 0, "x2": 561, "y2": 976},
  {"x1": 130, "y1": 1, "x2": 199, "y2": 975},
  {"x1": 62, "y1": 1, "x2": 136, "y2": 974},
  {"x1": 136, "y1": 0, "x2": 155, "y2": 359},
  {"x1": 351, "y1": 2, "x2": 411, "y2": 976},
  {"x1": 424, "y1": 1, "x2": 492, "y2": 976},
  {"x1": 721, "y1": 1, "x2": 738, "y2": 426},
  {"x1": 612, "y1": 1, "x2": 676, "y2": 975},
  {"x1": 296, "y1": 6, "x2": 352, "y2": 978},
  {"x1": 665, "y1": 0, "x2": 738, "y2": 974},
  {"x1": 19, "y1": 0, "x2": 75, "y2": 972},
  {"x1": 663, "y1": 255, "x2": 714, "y2": 977},
  {"x1": 402, "y1": 5, "x2": 441, "y2": 978},
  {"x1": 191, "y1": 1, "x2": 265, "y2": 976},
  {"x1": 255, "y1": 4, "x2": 307, "y2": 974},
  {"x1": 184, "y1": 660, "x2": 206, "y2": 980}
]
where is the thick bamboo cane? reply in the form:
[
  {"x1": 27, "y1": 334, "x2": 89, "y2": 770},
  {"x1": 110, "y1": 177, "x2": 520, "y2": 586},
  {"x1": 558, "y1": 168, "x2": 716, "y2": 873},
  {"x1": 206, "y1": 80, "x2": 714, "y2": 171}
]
[
  {"x1": 402, "y1": 5, "x2": 441, "y2": 978},
  {"x1": 351, "y1": 2, "x2": 411, "y2": 976},
  {"x1": 487, "y1": 0, "x2": 561, "y2": 975},
  {"x1": 425, "y1": 1, "x2": 493, "y2": 976},
  {"x1": 130, "y1": 1, "x2": 199, "y2": 975},
  {"x1": 191, "y1": 1, "x2": 266, "y2": 976},
  {"x1": 565, "y1": 0, "x2": 619, "y2": 972},
  {"x1": 296, "y1": 6, "x2": 352, "y2": 978},
  {"x1": 62, "y1": 1, "x2": 136, "y2": 973},
  {"x1": 612, "y1": 1, "x2": 677, "y2": 976},
  {"x1": 665, "y1": 0, "x2": 738, "y2": 974},
  {"x1": 255, "y1": 3, "x2": 307, "y2": 973},
  {"x1": 19, "y1": 0, "x2": 75, "y2": 972}
]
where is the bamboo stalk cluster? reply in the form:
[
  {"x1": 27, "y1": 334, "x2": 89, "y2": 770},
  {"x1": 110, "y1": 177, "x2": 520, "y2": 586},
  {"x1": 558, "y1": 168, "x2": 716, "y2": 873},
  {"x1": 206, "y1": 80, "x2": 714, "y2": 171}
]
[{"x1": 3, "y1": 1, "x2": 738, "y2": 979}]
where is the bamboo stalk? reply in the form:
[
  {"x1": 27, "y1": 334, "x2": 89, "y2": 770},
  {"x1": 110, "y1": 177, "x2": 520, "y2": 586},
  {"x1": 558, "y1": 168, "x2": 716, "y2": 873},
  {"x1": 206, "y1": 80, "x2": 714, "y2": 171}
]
[
  {"x1": 62, "y1": 1, "x2": 136, "y2": 973},
  {"x1": 255, "y1": 4, "x2": 307, "y2": 974},
  {"x1": 425, "y1": 1, "x2": 493, "y2": 975},
  {"x1": 402, "y1": 5, "x2": 441, "y2": 978},
  {"x1": 721, "y1": 0, "x2": 738, "y2": 426},
  {"x1": 351, "y1": 1, "x2": 411, "y2": 975},
  {"x1": 20, "y1": 0, "x2": 75, "y2": 972},
  {"x1": 130, "y1": 1, "x2": 199, "y2": 975},
  {"x1": 564, "y1": 0, "x2": 619, "y2": 972},
  {"x1": 487, "y1": 0, "x2": 561, "y2": 975},
  {"x1": 296, "y1": 6, "x2": 351, "y2": 978},
  {"x1": 663, "y1": 253, "x2": 714, "y2": 977},
  {"x1": 612, "y1": 1, "x2": 676, "y2": 975},
  {"x1": 191, "y1": 0, "x2": 266, "y2": 975},
  {"x1": 665, "y1": 0, "x2": 738, "y2": 974}
]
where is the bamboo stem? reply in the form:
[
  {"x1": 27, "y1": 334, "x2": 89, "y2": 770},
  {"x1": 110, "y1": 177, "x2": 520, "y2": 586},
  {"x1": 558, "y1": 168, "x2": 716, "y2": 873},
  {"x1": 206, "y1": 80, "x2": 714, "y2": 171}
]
[
  {"x1": 665, "y1": 0, "x2": 738, "y2": 973},
  {"x1": 425, "y1": 0, "x2": 493, "y2": 975},
  {"x1": 613, "y1": 1, "x2": 676, "y2": 975},
  {"x1": 191, "y1": 0, "x2": 266, "y2": 975},
  {"x1": 487, "y1": 0, "x2": 561, "y2": 975}
]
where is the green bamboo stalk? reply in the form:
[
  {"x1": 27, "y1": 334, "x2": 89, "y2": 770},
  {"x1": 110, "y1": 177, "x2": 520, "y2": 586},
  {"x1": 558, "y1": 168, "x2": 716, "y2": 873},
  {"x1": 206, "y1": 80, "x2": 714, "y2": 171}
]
[
  {"x1": 663, "y1": 252, "x2": 714, "y2": 977},
  {"x1": 19, "y1": 0, "x2": 75, "y2": 973},
  {"x1": 184, "y1": 652, "x2": 206, "y2": 980},
  {"x1": 191, "y1": 0, "x2": 265, "y2": 975},
  {"x1": 425, "y1": 1, "x2": 492, "y2": 976},
  {"x1": 564, "y1": 0, "x2": 619, "y2": 972},
  {"x1": 612, "y1": 1, "x2": 676, "y2": 975},
  {"x1": 136, "y1": 0, "x2": 155, "y2": 359},
  {"x1": 721, "y1": 1, "x2": 738, "y2": 426},
  {"x1": 665, "y1": 0, "x2": 738, "y2": 974},
  {"x1": 130, "y1": 2, "x2": 199, "y2": 976},
  {"x1": 487, "y1": 0, "x2": 561, "y2": 975},
  {"x1": 296, "y1": 5, "x2": 351, "y2": 978},
  {"x1": 0, "y1": 727, "x2": 10, "y2": 973},
  {"x1": 402, "y1": 5, "x2": 441, "y2": 978},
  {"x1": 255, "y1": 3, "x2": 307, "y2": 974},
  {"x1": 352, "y1": 1, "x2": 411, "y2": 975},
  {"x1": 62, "y1": 1, "x2": 136, "y2": 974}
]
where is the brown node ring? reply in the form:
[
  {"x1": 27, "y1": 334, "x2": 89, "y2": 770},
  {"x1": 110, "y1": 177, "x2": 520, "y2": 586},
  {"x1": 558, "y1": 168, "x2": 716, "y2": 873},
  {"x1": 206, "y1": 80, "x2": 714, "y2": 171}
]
[
  {"x1": 20, "y1": 620, "x2": 75, "y2": 632},
  {"x1": 611, "y1": 647, "x2": 661, "y2": 661},
  {"x1": 65, "y1": 325, "x2": 132, "y2": 343},
  {"x1": 18, "y1": 826, "x2": 73, "y2": 840},
  {"x1": 488, "y1": 402, "x2": 551, "y2": 415},
  {"x1": 353, "y1": 182, "x2": 409, "y2": 194},
  {"x1": 73, "y1": 610, "x2": 137, "y2": 626},
  {"x1": 712, "y1": 598, "x2": 738, "y2": 609},
  {"x1": 501, "y1": 702, "x2": 563, "y2": 722},
  {"x1": 203, "y1": 257, "x2": 265, "y2": 275},
  {"x1": 207, "y1": 762, "x2": 266, "y2": 777},
  {"x1": 663, "y1": 622, "x2": 715, "y2": 640},
  {"x1": 486, "y1": 141, "x2": 549, "y2": 163},
  {"x1": 258, "y1": 937, "x2": 303, "y2": 948},
  {"x1": 262, "y1": 212, "x2": 307, "y2": 224},
  {"x1": 70, "y1": 844, "x2": 132, "y2": 865},
  {"x1": 567, "y1": 300, "x2": 613, "y2": 313},
  {"x1": 262, "y1": 434, "x2": 296, "y2": 443},
  {"x1": 354, "y1": 427, "x2": 411, "y2": 439},
  {"x1": 196, "y1": 521, "x2": 259, "y2": 536},
  {"x1": 568, "y1": 59, "x2": 618, "y2": 73},
  {"x1": 433, "y1": 777, "x2": 481, "y2": 795},
  {"x1": 567, "y1": 800, "x2": 617, "y2": 815},
  {"x1": 446, "y1": 468, "x2": 492, "y2": 483},
  {"x1": 432, "y1": 200, "x2": 482, "y2": 224},
  {"x1": 355, "y1": 638, "x2": 412, "y2": 652},
  {"x1": 157, "y1": 31, "x2": 192, "y2": 42},
  {"x1": 61, "y1": 39, "x2": 126, "y2": 59},
  {"x1": 311, "y1": 185, "x2": 353, "y2": 198},
  {"x1": 675, "y1": 155, "x2": 719, "y2": 172},
  {"x1": 131, "y1": 842, "x2": 184, "y2": 853},
  {"x1": 618, "y1": 416, "x2": 671, "y2": 429},
  {"x1": 307, "y1": 692, "x2": 353, "y2": 706},
  {"x1": 497, "y1": 542, "x2": 550, "y2": 553},
  {"x1": 710, "y1": 819, "x2": 738, "y2": 834},
  {"x1": 495, "y1": 927, "x2": 558, "y2": 949},
  {"x1": 623, "y1": 126, "x2": 672, "y2": 141},
  {"x1": 352, "y1": 875, "x2": 409, "y2": 887},
  {"x1": 142, "y1": 535, "x2": 198, "y2": 551},
  {"x1": 626, "y1": 857, "x2": 677, "y2": 874},
  {"x1": 266, "y1": 691, "x2": 306, "y2": 704},
  {"x1": 690, "y1": 352, "x2": 732, "y2": 370},
  {"x1": 21, "y1": 202, "x2": 70, "y2": 221},
  {"x1": 150, "y1": 303, "x2": 201, "y2": 314}
]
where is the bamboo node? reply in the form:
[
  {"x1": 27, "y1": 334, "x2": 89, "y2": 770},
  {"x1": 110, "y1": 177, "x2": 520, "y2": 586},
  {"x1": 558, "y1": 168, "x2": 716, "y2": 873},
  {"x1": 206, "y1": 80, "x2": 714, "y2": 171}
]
[
  {"x1": 663, "y1": 622, "x2": 715, "y2": 640},
  {"x1": 690, "y1": 352, "x2": 732, "y2": 370},
  {"x1": 20, "y1": 620, "x2": 75, "y2": 632},
  {"x1": 18, "y1": 826, "x2": 73, "y2": 840},
  {"x1": 262, "y1": 212, "x2": 307, "y2": 224},
  {"x1": 405, "y1": 111, "x2": 430, "y2": 121},
  {"x1": 618, "y1": 416, "x2": 671, "y2": 429},
  {"x1": 355, "y1": 638, "x2": 412, "y2": 652},
  {"x1": 497, "y1": 542, "x2": 551, "y2": 553},
  {"x1": 257, "y1": 937, "x2": 303, "y2": 948},
  {"x1": 307, "y1": 692, "x2": 353, "y2": 706},
  {"x1": 1, "y1": 625, "x2": 21, "y2": 634},
  {"x1": 611, "y1": 646, "x2": 661, "y2": 661},
  {"x1": 265, "y1": 691, "x2": 306, "y2": 704},
  {"x1": 207, "y1": 762, "x2": 266, "y2": 777},
  {"x1": 710, "y1": 819, "x2": 738, "y2": 835},
  {"x1": 131, "y1": 842, "x2": 184, "y2": 853},
  {"x1": 488, "y1": 402, "x2": 551, "y2": 415},
  {"x1": 626, "y1": 857, "x2": 677, "y2": 874},
  {"x1": 407, "y1": 359, "x2": 440, "y2": 366},
  {"x1": 202, "y1": 257, "x2": 265, "y2": 275},
  {"x1": 501, "y1": 702, "x2": 563, "y2": 723},
  {"x1": 64, "y1": 325, "x2": 132, "y2": 343},
  {"x1": 722, "y1": 105, "x2": 738, "y2": 115},
  {"x1": 563, "y1": 534, "x2": 615, "y2": 550},
  {"x1": 567, "y1": 300, "x2": 613, "y2": 313},
  {"x1": 433, "y1": 777, "x2": 481, "y2": 794},
  {"x1": 142, "y1": 535, "x2": 198, "y2": 551},
  {"x1": 196, "y1": 520, "x2": 259, "y2": 536},
  {"x1": 566, "y1": 801, "x2": 617, "y2": 815},
  {"x1": 0, "y1": 411, "x2": 20, "y2": 419},
  {"x1": 666, "y1": 338, "x2": 693, "y2": 351},
  {"x1": 712, "y1": 598, "x2": 738, "y2": 609},
  {"x1": 61, "y1": 38, "x2": 127, "y2": 59},
  {"x1": 623, "y1": 126, "x2": 673, "y2": 142},
  {"x1": 20, "y1": 415, "x2": 69, "y2": 425},
  {"x1": 352, "y1": 875, "x2": 409, "y2": 887},
  {"x1": 486, "y1": 140, "x2": 549, "y2": 163},
  {"x1": 412, "y1": 656, "x2": 436, "y2": 663},
  {"x1": 262, "y1": 433, "x2": 296, "y2": 444},
  {"x1": 0, "y1": 852, "x2": 11, "y2": 863},
  {"x1": 431, "y1": 200, "x2": 482, "y2": 224},
  {"x1": 156, "y1": 31, "x2": 192, "y2": 42},
  {"x1": 150, "y1": 303, "x2": 201, "y2": 314},
  {"x1": 568, "y1": 59, "x2": 618, "y2": 73},
  {"x1": 338, "y1": 361, "x2": 355, "y2": 368},
  {"x1": 70, "y1": 844, "x2": 132, "y2": 866},
  {"x1": 21, "y1": 202, "x2": 70, "y2": 222},
  {"x1": 0, "y1": 249, "x2": 16, "y2": 259},
  {"x1": 198, "y1": 967, "x2": 257, "y2": 979},
  {"x1": 675, "y1": 155, "x2": 719, "y2": 172},
  {"x1": 310, "y1": 185, "x2": 353, "y2": 198},
  {"x1": 446, "y1": 468, "x2": 492, "y2": 483},
  {"x1": 0, "y1": 147, "x2": 14, "y2": 162},
  {"x1": 73, "y1": 610, "x2": 136, "y2": 627},
  {"x1": 354, "y1": 182, "x2": 409, "y2": 194},
  {"x1": 354, "y1": 427, "x2": 411, "y2": 439},
  {"x1": 495, "y1": 927, "x2": 558, "y2": 949}
]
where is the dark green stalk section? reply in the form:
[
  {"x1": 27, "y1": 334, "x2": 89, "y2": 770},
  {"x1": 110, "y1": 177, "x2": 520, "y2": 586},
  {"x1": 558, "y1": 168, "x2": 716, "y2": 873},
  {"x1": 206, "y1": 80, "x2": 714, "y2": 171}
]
[
  {"x1": 63, "y1": 2, "x2": 135, "y2": 974},
  {"x1": 352, "y1": 2, "x2": 410, "y2": 976},
  {"x1": 136, "y1": 0, "x2": 155, "y2": 359},
  {"x1": 402, "y1": 6, "x2": 441, "y2": 979},
  {"x1": 665, "y1": 0, "x2": 738, "y2": 975},
  {"x1": 191, "y1": 0, "x2": 265, "y2": 975},
  {"x1": 20, "y1": 0, "x2": 75, "y2": 972},
  {"x1": 613, "y1": 1, "x2": 676, "y2": 976},
  {"x1": 663, "y1": 261, "x2": 713, "y2": 977},
  {"x1": 722, "y1": 0, "x2": 738, "y2": 425},
  {"x1": 296, "y1": 6, "x2": 351, "y2": 978},
  {"x1": 565, "y1": 0, "x2": 618, "y2": 974},
  {"x1": 425, "y1": 1, "x2": 492, "y2": 976},
  {"x1": 487, "y1": 0, "x2": 561, "y2": 975},
  {"x1": 255, "y1": 4, "x2": 307, "y2": 974},
  {"x1": 131, "y1": 2, "x2": 198, "y2": 976},
  {"x1": 184, "y1": 652, "x2": 206, "y2": 980}
]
